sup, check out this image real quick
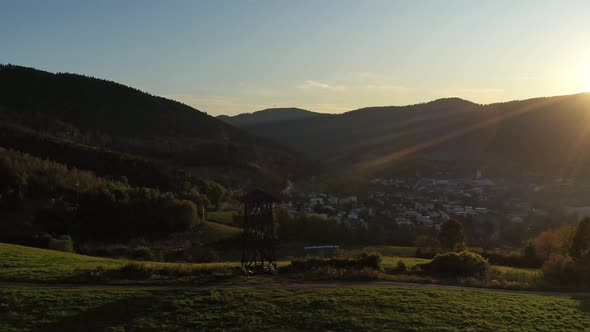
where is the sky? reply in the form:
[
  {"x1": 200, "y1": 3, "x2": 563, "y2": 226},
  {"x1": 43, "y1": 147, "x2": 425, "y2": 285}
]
[{"x1": 2, "y1": 0, "x2": 590, "y2": 116}]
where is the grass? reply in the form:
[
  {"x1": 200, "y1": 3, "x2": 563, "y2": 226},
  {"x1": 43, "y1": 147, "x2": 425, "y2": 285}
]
[
  {"x1": 0, "y1": 242, "x2": 540, "y2": 288},
  {"x1": 207, "y1": 211, "x2": 237, "y2": 226},
  {"x1": 1, "y1": 286, "x2": 589, "y2": 331},
  {"x1": 350, "y1": 245, "x2": 417, "y2": 257},
  {"x1": 0, "y1": 242, "x2": 124, "y2": 282},
  {"x1": 200, "y1": 220, "x2": 241, "y2": 244},
  {"x1": 382, "y1": 256, "x2": 430, "y2": 269},
  {"x1": 0, "y1": 242, "x2": 244, "y2": 283}
]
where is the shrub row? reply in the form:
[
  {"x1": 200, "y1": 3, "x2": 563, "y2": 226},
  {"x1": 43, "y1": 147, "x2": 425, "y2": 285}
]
[
  {"x1": 291, "y1": 254, "x2": 382, "y2": 271},
  {"x1": 416, "y1": 248, "x2": 542, "y2": 269},
  {"x1": 80, "y1": 244, "x2": 220, "y2": 263},
  {"x1": 84, "y1": 263, "x2": 229, "y2": 281},
  {"x1": 478, "y1": 251, "x2": 542, "y2": 269},
  {"x1": 421, "y1": 251, "x2": 489, "y2": 277}
]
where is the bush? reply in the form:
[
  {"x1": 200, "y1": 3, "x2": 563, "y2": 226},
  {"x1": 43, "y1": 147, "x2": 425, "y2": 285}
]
[
  {"x1": 177, "y1": 246, "x2": 221, "y2": 263},
  {"x1": 422, "y1": 251, "x2": 489, "y2": 277},
  {"x1": 478, "y1": 250, "x2": 543, "y2": 269},
  {"x1": 394, "y1": 260, "x2": 407, "y2": 273},
  {"x1": 82, "y1": 244, "x2": 129, "y2": 258},
  {"x1": 541, "y1": 254, "x2": 586, "y2": 284},
  {"x1": 113, "y1": 264, "x2": 156, "y2": 280},
  {"x1": 291, "y1": 254, "x2": 382, "y2": 271},
  {"x1": 107, "y1": 263, "x2": 208, "y2": 280},
  {"x1": 48, "y1": 235, "x2": 74, "y2": 253},
  {"x1": 185, "y1": 246, "x2": 221, "y2": 263},
  {"x1": 132, "y1": 246, "x2": 156, "y2": 261},
  {"x1": 542, "y1": 254, "x2": 579, "y2": 283},
  {"x1": 358, "y1": 253, "x2": 382, "y2": 270}
]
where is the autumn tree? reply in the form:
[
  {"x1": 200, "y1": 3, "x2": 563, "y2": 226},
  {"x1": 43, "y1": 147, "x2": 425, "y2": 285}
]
[{"x1": 534, "y1": 225, "x2": 574, "y2": 258}]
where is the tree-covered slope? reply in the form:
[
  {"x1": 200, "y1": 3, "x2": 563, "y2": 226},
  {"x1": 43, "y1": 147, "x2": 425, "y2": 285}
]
[
  {"x1": 0, "y1": 64, "x2": 309, "y2": 186},
  {"x1": 0, "y1": 64, "x2": 243, "y2": 140}
]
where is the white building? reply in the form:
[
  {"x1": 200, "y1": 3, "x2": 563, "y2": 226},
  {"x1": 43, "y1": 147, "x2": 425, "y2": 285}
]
[
  {"x1": 309, "y1": 198, "x2": 324, "y2": 205},
  {"x1": 395, "y1": 217, "x2": 412, "y2": 225},
  {"x1": 340, "y1": 196, "x2": 358, "y2": 205}
]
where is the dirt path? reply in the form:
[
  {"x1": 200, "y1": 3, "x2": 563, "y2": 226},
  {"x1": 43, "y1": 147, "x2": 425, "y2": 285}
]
[{"x1": 1, "y1": 280, "x2": 590, "y2": 297}]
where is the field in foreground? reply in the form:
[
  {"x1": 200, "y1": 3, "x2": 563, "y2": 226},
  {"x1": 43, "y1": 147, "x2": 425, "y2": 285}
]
[
  {"x1": 0, "y1": 242, "x2": 587, "y2": 331},
  {"x1": 0, "y1": 242, "x2": 541, "y2": 291},
  {"x1": 1, "y1": 285, "x2": 589, "y2": 331}
]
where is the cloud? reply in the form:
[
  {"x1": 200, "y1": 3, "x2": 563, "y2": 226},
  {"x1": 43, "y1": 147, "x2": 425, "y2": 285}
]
[{"x1": 298, "y1": 80, "x2": 347, "y2": 91}]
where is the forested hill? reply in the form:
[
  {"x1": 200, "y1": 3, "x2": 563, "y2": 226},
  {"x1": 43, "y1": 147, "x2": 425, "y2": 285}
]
[
  {"x1": 0, "y1": 64, "x2": 249, "y2": 140},
  {"x1": 218, "y1": 107, "x2": 327, "y2": 127},
  {"x1": 0, "y1": 64, "x2": 308, "y2": 187},
  {"x1": 226, "y1": 94, "x2": 590, "y2": 177}
]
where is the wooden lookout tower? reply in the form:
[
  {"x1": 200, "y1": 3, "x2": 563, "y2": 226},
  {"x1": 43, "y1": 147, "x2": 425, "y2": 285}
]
[{"x1": 240, "y1": 188, "x2": 278, "y2": 271}]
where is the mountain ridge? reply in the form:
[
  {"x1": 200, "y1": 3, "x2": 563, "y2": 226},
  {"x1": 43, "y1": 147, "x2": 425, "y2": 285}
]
[
  {"x1": 225, "y1": 92, "x2": 590, "y2": 178},
  {"x1": 218, "y1": 107, "x2": 326, "y2": 127}
]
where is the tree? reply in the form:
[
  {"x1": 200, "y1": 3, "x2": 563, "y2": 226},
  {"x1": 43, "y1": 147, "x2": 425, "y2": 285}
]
[
  {"x1": 438, "y1": 219, "x2": 465, "y2": 251},
  {"x1": 569, "y1": 217, "x2": 590, "y2": 258},
  {"x1": 196, "y1": 179, "x2": 226, "y2": 209},
  {"x1": 523, "y1": 239, "x2": 537, "y2": 259},
  {"x1": 534, "y1": 225, "x2": 574, "y2": 258}
]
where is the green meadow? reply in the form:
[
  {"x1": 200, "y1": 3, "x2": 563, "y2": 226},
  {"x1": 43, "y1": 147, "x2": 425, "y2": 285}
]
[{"x1": 1, "y1": 286, "x2": 589, "y2": 331}]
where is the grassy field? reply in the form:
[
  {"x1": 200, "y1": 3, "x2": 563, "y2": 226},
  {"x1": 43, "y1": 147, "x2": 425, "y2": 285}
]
[
  {"x1": 200, "y1": 220, "x2": 241, "y2": 244},
  {"x1": 382, "y1": 256, "x2": 430, "y2": 269},
  {"x1": 0, "y1": 242, "x2": 430, "y2": 283},
  {"x1": 1, "y1": 242, "x2": 585, "y2": 331},
  {"x1": 347, "y1": 245, "x2": 417, "y2": 257},
  {"x1": 0, "y1": 286, "x2": 588, "y2": 331},
  {"x1": 207, "y1": 211, "x2": 237, "y2": 226},
  {"x1": 0, "y1": 242, "x2": 541, "y2": 288},
  {"x1": 0, "y1": 243, "x2": 246, "y2": 282}
]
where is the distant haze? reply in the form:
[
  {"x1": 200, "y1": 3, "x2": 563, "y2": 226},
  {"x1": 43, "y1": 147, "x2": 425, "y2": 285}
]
[{"x1": 2, "y1": 1, "x2": 590, "y2": 115}]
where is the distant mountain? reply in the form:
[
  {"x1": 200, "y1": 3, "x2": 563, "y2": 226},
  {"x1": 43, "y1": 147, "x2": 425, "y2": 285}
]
[
  {"x1": 0, "y1": 64, "x2": 308, "y2": 187},
  {"x1": 227, "y1": 94, "x2": 590, "y2": 177},
  {"x1": 229, "y1": 97, "x2": 482, "y2": 159},
  {"x1": 218, "y1": 107, "x2": 326, "y2": 127}
]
